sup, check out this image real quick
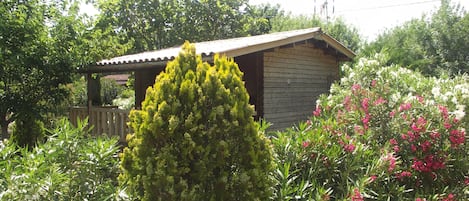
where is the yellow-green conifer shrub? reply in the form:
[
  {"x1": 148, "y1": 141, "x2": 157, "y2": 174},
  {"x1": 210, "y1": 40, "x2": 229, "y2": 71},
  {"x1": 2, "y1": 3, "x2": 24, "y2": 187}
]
[{"x1": 119, "y1": 42, "x2": 273, "y2": 201}]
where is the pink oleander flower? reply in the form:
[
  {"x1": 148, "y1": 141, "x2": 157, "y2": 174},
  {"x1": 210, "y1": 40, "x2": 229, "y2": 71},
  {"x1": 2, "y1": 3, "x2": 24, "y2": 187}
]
[
  {"x1": 412, "y1": 159, "x2": 427, "y2": 172},
  {"x1": 343, "y1": 96, "x2": 352, "y2": 111},
  {"x1": 352, "y1": 84, "x2": 361, "y2": 92},
  {"x1": 416, "y1": 116, "x2": 427, "y2": 127},
  {"x1": 302, "y1": 141, "x2": 310, "y2": 148},
  {"x1": 384, "y1": 153, "x2": 397, "y2": 172},
  {"x1": 313, "y1": 106, "x2": 321, "y2": 116},
  {"x1": 396, "y1": 171, "x2": 412, "y2": 180},
  {"x1": 408, "y1": 131, "x2": 420, "y2": 142},
  {"x1": 389, "y1": 110, "x2": 396, "y2": 118},
  {"x1": 410, "y1": 116, "x2": 427, "y2": 133},
  {"x1": 362, "y1": 114, "x2": 370, "y2": 129},
  {"x1": 442, "y1": 193, "x2": 455, "y2": 201},
  {"x1": 411, "y1": 123, "x2": 421, "y2": 132},
  {"x1": 411, "y1": 144, "x2": 417, "y2": 152},
  {"x1": 401, "y1": 171, "x2": 412, "y2": 177},
  {"x1": 399, "y1": 102, "x2": 412, "y2": 111},
  {"x1": 416, "y1": 95, "x2": 424, "y2": 103},
  {"x1": 430, "y1": 159, "x2": 445, "y2": 170},
  {"x1": 351, "y1": 188, "x2": 364, "y2": 201},
  {"x1": 420, "y1": 140, "x2": 431, "y2": 152},
  {"x1": 412, "y1": 155, "x2": 445, "y2": 173},
  {"x1": 373, "y1": 97, "x2": 387, "y2": 106},
  {"x1": 444, "y1": 121, "x2": 452, "y2": 129},
  {"x1": 415, "y1": 198, "x2": 426, "y2": 201},
  {"x1": 430, "y1": 131, "x2": 440, "y2": 140},
  {"x1": 401, "y1": 133, "x2": 408, "y2": 140},
  {"x1": 369, "y1": 175, "x2": 377, "y2": 183},
  {"x1": 439, "y1": 105, "x2": 449, "y2": 119},
  {"x1": 344, "y1": 143, "x2": 356, "y2": 153},
  {"x1": 354, "y1": 125, "x2": 364, "y2": 135},
  {"x1": 389, "y1": 138, "x2": 399, "y2": 152},
  {"x1": 393, "y1": 145, "x2": 400, "y2": 152},
  {"x1": 388, "y1": 157, "x2": 396, "y2": 172},
  {"x1": 361, "y1": 98, "x2": 369, "y2": 112},
  {"x1": 401, "y1": 113, "x2": 408, "y2": 120},
  {"x1": 449, "y1": 129, "x2": 465, "y2": 148}
]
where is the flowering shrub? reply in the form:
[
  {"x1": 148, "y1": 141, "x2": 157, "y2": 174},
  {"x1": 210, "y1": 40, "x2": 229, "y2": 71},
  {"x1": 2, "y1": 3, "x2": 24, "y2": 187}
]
[
  {"x1": 0, "y1": 118, "x2": 121, "y2": 200},
  {"x1": 271, "y1": 55, "x2": 468, "y2": 200}
]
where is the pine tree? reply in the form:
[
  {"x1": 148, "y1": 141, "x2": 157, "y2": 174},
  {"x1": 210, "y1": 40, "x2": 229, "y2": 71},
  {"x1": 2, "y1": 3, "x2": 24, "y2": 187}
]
[{"x1": 119, "y1": 42, "x2": 273, "y2": 201}]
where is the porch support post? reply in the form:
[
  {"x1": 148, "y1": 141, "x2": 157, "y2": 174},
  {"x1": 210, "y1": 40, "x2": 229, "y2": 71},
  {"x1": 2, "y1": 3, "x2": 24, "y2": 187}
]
[
  {"x1": 86, "y1": 73, "x2": 102, "y2": 107},
  {"x1": 86, "y1": 73, "x2": 92, "y2": 119},
  {"x1": 86, "y1": 73, "x2": 101, "y2": 129}
]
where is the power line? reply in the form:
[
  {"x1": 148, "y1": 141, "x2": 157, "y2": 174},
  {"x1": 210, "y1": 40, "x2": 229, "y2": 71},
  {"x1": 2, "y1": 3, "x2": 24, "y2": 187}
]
[{"x1": 336, "y1": 0, "x2": 440, "y2": 13}]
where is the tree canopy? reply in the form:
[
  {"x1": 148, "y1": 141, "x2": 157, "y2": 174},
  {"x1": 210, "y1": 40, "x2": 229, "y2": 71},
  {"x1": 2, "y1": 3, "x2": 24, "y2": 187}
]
[
  {"x1": 362, "y1": 0, "x2": 469, "y2": 76},
  {"x1": 269, "y1": 14, "x2": 362, "y2": 53},
  {"x1": 0, "y1": 0, "x2": 127, "y2": 139},
  {"x1": 93, "y1": 0, "x2": 277, "y2": 53},
  {"x1": 0, "y1": 0, "x2": 71, "y2": 138}
]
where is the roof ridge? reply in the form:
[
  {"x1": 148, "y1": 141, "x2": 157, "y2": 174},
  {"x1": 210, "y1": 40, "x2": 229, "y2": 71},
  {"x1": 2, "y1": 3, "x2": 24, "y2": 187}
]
[{"x1": 83, "y1": 27, "x2": 353, "y2": 73}]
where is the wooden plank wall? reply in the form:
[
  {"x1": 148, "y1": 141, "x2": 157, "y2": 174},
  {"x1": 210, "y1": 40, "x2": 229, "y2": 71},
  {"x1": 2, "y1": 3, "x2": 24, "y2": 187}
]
[{"x1": 263, "y1": 43, "x2": 339, "y2": 130}]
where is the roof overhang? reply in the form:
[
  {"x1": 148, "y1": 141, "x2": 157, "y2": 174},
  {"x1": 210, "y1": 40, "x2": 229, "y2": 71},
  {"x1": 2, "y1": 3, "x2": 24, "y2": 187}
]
[{"x1": 80, "y1": 27, "x2": 356, "y2": 73}]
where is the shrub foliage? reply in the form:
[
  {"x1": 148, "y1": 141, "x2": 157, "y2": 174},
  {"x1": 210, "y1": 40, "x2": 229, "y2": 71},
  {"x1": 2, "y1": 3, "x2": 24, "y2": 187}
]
[
  {"x1": 271, "y1": 55, "x2": 468, "y2": 200},
  {"x1": 119, "y1": 42, "x2": 273, "y2": 200},
  {"x1": 0, "y1": 118, "x2": 120, "y2": 200},
  {"x1": 11, "y1": 115, "x2": 45, "y2": 148}
]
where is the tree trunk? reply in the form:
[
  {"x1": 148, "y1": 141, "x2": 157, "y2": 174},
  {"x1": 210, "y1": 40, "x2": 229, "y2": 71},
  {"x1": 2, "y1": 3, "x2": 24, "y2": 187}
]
[{"x1": 1, "y1": 120, "x2": 9, "y2": 140}]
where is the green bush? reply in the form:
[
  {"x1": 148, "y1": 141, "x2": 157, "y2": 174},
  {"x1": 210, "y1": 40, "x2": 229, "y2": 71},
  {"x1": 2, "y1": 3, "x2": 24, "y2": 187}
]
[
  {"x1": 112, "y1": 88, "x2": 135, "y2": 110},
  {"x1": 0, "y1": 118, "x2": 121, "y2": 201},
  {"x1": 271, "y1": 55, "x2": 468, "y2": 200},
  {"x1": 11, "y1": 115, "x2": 45, "y2": 148},
  {"x1": 69, "y1": 76, "x2": 125, "y2": 106},
  {"x1": 68, "y1": 76, "x2": 88, "y2": 106},
  {"x1": 119, "y1": 42, "x2": 273, "y2": 201},
  {"x1": 101, "y1": 77, "x2": 124, "y2": 106}
]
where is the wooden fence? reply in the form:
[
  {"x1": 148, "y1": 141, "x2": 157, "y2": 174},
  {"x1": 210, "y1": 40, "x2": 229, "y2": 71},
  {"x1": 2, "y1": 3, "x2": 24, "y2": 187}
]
[{"x1": 69, "y1": 106, "x2": 131, "y2": 143}]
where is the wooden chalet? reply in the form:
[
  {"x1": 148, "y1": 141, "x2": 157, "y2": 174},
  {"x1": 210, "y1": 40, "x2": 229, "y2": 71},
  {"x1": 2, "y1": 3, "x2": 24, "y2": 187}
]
[{"x1": 70, "y1": 27, "x2": 355, "y2": 141}]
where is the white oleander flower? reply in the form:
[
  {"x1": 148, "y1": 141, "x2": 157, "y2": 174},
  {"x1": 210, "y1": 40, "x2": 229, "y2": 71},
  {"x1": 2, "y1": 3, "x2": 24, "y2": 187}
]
[
  {"x1": 390, "y1": 93, "x2": 401, "y2": 104},
  {"x1": 452, "y1": 104, "x2": 466, "y2": 120},
  {"x1": 340, "y1": 77, "x2": 348, "y2": 84},
  {"x1": 431, "y1": 87, "x2": 441, "y2": 97},
  {"x1": 451, "y1": 97, "x2": 458, "y2": 105},
  {"x1": 316, "y1": 99, "x2": 321, "y2": 106}
]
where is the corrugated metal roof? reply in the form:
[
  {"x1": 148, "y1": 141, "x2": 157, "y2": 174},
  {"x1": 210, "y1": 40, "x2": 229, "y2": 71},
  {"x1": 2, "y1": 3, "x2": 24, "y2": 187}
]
[{"x1": 87, "y1": 27, "x2": 355, "y2": 72}]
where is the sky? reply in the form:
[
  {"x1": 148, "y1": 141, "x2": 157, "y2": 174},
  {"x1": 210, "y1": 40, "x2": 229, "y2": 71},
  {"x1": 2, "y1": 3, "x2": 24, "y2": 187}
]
[{"x1": 249, "y1": 0, "x2": 469, "y2": 41}]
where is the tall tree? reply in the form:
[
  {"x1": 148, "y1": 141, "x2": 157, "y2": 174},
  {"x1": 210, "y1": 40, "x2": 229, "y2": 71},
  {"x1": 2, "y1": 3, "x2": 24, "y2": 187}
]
[
  {"x1": 243, "y1": 3, "x2": 284, "y2": 36},
  {"x1": 270, "y1": 14, "x2": 362, "y2": 53},
  {"x1": 0, "y1": 0, "x2": 126, "y2": 140},
  {"x1": 362, "y1": 0, "x2": 468, "y2": 76},
  {"x1": 93, "y1": 0, "x2": 278, "y2": 53},
  {"x1": 0, "y1": 0, "x2": 65, "y2": 138}
]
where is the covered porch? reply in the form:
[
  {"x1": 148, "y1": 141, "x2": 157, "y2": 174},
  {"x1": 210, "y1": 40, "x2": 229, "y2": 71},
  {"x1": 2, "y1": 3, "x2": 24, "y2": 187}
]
[
  {"x1": 70, "y1": 51, "x2": 263, "y2": 141},
  {"x1": 70, "y1": 28, "x2": 355, "y2": 138}
]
